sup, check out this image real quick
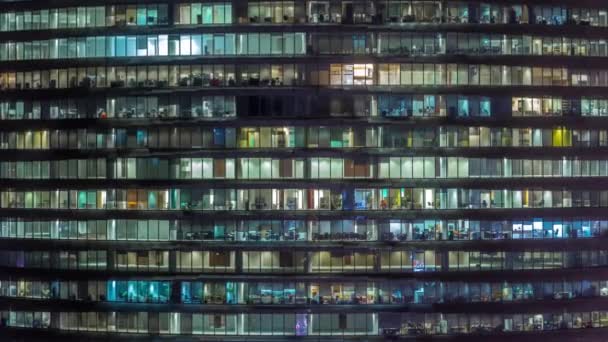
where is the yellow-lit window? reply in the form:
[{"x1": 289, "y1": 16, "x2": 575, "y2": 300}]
[
  {"x1": 552, "y1": 126, "x2": 572, "y2": 147},
  {"x1": 238, "y1": 128, "x2": 259, "y2": 148}
]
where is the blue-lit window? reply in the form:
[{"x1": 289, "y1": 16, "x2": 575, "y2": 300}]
[
  {"x1": 115, "y1": 36, "x2": 126, "y2": 56},
  {"x1": 353, "y1": 35, "x2": 366, "y2": 54},
  {"x1": 107, "y1": 280, "x2": 170, "y2": 303},
  {"x1": 126, "y1": 36, "x2": 136, "y2": 56},
  {"x1": 458, "y1": 97, "x2": 469, "y2": 116},
  {"x1": 136, "y1": 8, "x2": 146, "y2": 25},
  {"x1": 480, "y1": 97, "x2": 491, "y2": 116}
]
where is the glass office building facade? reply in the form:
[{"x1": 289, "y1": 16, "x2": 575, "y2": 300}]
[{"x1": 1, "y1": 0, "x2": 608, "y2": 340}]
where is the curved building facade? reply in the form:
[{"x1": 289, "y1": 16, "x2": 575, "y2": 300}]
[{"x1": 1, "y1": 0, "x2": 608, "y2": 340}]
